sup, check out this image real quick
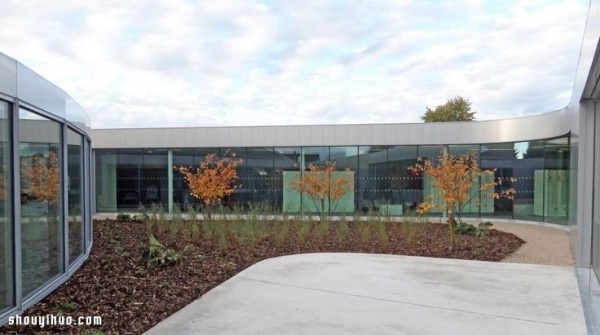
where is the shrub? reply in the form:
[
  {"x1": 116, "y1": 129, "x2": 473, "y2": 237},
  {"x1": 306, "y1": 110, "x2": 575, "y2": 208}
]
[
  {"x1": 456, "y1": 221, "x2": 493, "y2": 237},
  {"x1": 116, "y1": 213, "x2": 131, "y2": 222},
  {"x1": 143, "y1": 235, "x2": 182, "y2": 267}
]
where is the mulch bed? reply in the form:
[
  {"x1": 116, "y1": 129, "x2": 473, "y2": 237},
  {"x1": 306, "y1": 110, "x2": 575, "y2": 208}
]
[{"x1": 1, "y1": 219, "x2": 524, "y2": 334}]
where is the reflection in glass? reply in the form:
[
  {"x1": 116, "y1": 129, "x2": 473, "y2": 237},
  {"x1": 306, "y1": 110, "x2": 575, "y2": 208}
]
[
  {"x1": 95, "y1": 150, "x2": 118, "y2": 212},
  {"x1": 274, "y1": 147, "x2": 301, "y2": 211},
  {"x1": 172, "y1": 149, "x2": 195, "y2": 210},
  {"x1": 358, "y1": 146, "x2": 387, "y2": 211},
  {"x1": 0, "y1": 101, "x2": 13, "y2": 311},
  {"x1": 543, "y1": 137, "x2": 570, "y2": 224},
  {"x1": 140, "y1": 149, "x2": 168, "y2": 207},
  {"x1": 19, "y1": 109, "x2": 62, "y2": 297},
  {"x1": 513, "y1": 140, "x2": 544, "y2": 221},
  {"x1": 116, "y1": 149, "x2": 142, "y2": 210},
  {"x1": 593, "y1": 113, "x2": 600, "y2": 277},
  {"x1": 68, "y1": 129, "x2": 83, "y2": 264},
  {"x1": 301, "y1": 147, "x2": 329, "y2": 168},
  {"x1": 387, "y1": 146, "x2": 418, "y2": 212},
  {"x1": 245, "y1": 147, "x2": 274, "y2": 207}
]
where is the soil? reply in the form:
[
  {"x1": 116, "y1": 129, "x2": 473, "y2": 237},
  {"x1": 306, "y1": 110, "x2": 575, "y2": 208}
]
[{"x1": 1, "y1": 219, "x2": 524, "y2": 335}]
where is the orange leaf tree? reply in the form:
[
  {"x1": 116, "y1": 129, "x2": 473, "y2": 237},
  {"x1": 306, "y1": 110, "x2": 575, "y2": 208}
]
[
  {"x1": 290, "y1": 161, "x2": 353, "y2": 222},
  {"x1": 175, "y1": 150, "x2": 242, "y2": 220},
  {"x1": 411, "y1": 152, "x2": 515, "y2": 250},
  {"x1": 21, "y1": 151, "x2": 60, "y2": 205}
]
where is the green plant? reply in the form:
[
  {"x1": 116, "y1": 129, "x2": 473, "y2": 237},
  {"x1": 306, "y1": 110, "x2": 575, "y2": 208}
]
[
  {"x1": 185, "y1": 204, "x2": 201, "y2": 238},
  {"x1": 401, "y1": 210, "x2": 430, "y2": 243},
  {"x1": 132, "y1": 214, "x2": 149, "y2": 223},
  {"x1": 275, "y1": 220, "x2": 291, "y2": 246},
  {"x1": 116, "y1": 213, "x2": 131, "y2": 222},
  {"x1": 356, "y1": 221, "x2": 371, "y2": 244},
  {"x1": 81, "y1": 330, "x2": 105, "y2": 335},
  {"x1": 149, "y1": 203, "x2": 168, "y2": 231},
  {"x1": 375, "y1": 221, "x2": 389, "y2": 247},
  {"x1": 159, "y1": 280, "x2": 171, "y2": 288},
  {"x1": 336, "y1": 218, "x2": 350, "y2": 245},
  {"x1": 294, "y1": 220, "x2": 312, "y2": 244},
  {"x1": 56, "y1": 300, "x2": 76, "y2": 314},
  {"x1": 134, "y1": 266, "x2": 146, "y2": 277},
  {"x1": 110, "y1": 238, "x2": 130, "y2": 257},
  {"x1": 456, "y1": 221, "x2": 493, "y2": 237},
  {"x1": 134, "y1": 204, "x2": 149, "y2": 223},
  {"x1": 143, "y1": 235, "x2": 182, "y2": 267},
  {"x1": 170, "y1": 205, "x2": 184, "y2": 236}
]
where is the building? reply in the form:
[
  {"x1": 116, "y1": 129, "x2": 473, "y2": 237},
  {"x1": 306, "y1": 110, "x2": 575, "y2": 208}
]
[
  {"x1": 0, "y1": 52, "x2": 93, "y2": 325},
  {"x1": 1, "y1": 0, "x2": 600, "y2": 329}
]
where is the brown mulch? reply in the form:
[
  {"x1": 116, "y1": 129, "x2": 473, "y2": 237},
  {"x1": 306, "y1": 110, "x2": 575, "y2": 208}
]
[{"x1": 1, "y1": 219, "x2": 524, "y2": 335}]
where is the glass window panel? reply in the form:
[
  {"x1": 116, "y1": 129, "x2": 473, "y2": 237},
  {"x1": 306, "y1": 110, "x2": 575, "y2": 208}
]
[
  {"x1": 274, "y1": 147, "x2": 301, "y2": 212},
  {"x1": 141, "y1": 149, "x2": 168, "y2": 207},
  {"x1": 387, "y1": 146, "x2": 418, "y2": 211},
  {"x1": 480, "y1": 142, "x2": 515, "y2": 162},
  {"x1": 172, "y1": 149, "x2": 195, "y2": 210},
  {"x1": 301, "y1": 147, "x2": 329, "y2": 168},
  {"x1": 95, "y1": 150, "x2": 118, "y2": 212},
  {"x1": 117, "y1": 149, "x2": 142, "y2": 210},
  {"x1": 593, "y1": 113, "x2": 600, "y2": 277},
  {"x1": 194, "y1": 148, "x2": 220, "y2": 165},
  {"x1": 19, "y1": 108, "x2": 63, "y2": 298},
  {"x1": 480, "y1": 143, "x2": 515, "y2": 218},
  {"x1": 329, "y1": 147, "x2": 359, "y2": 211},
  {"x1": 0, "y1": 101, "x2": 13, "y2": 311},
  {"x1": 227, "y1": 148, "x2": 246, "y2": 209},
  {"x1": 418, "y1": 145, "x2": 445, "y2": 160},
  {"x1": 543, "y1": 137, "x2": 570, "y2": 224},
  {"x1": 448, "y1": 144, "x2": 480, "y2": 159},
  {"x1": 358, "y1": 146, "x2": 387, "y2": 211},
  {"x1": 67, "y1": 129, "x2": 83, "y2": 264},
  {"x1": 245, "y1": 147, "x2": 275, "y2": 208},
  {"x1": 513, "y1": 140, "x2": 545, "y2": 221}
]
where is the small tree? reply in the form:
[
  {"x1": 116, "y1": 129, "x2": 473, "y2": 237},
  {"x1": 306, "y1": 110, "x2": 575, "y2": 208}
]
[
  {"x1": 411, "y1": 152, "x2": 515, "y2": 250},
  {"x1": 176, "y1": 150, "x2": 242, "y2": 220},
  {"x1": 21, "y1": 151, "x2": 60, "y2": 204},
  {"x1": 421, "y1": 96, "x2": 476, "y2": 122},
  {"x1": 290, "y1": 161, "x2": 353, "y2": 222}
]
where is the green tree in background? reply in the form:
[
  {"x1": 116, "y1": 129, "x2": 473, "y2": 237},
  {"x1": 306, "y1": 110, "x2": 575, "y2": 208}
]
[{"x1": 421, "y1": 96, "x2": 476, "y2": 122}]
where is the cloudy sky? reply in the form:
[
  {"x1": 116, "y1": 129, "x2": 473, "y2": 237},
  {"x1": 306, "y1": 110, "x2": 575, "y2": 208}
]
[{"x1": 1, "y1": 0, "x2": 589, "y2": 129}]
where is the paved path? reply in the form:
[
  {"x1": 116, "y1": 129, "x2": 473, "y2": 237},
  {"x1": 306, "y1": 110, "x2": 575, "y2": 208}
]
[
  {"x1": 492, "y1": 222, "x2": 574, "y2": 266},
  {"x1": 145, "y1": 253, "x2": 586, "y2": 335}
]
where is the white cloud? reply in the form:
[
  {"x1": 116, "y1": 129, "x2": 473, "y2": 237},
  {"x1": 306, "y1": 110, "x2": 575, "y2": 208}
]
[{"x1": 0, "y1": 0, "x2": 589, "y2": 128}]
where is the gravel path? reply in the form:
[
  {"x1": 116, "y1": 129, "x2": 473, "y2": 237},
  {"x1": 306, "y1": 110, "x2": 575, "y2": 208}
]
[{"x1": 491, "y1": 222, "x2": 574, "y2": 266}]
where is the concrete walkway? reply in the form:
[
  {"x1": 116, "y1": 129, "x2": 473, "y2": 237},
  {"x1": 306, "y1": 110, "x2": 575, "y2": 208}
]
[{"x1": 145, "y1": 253, "x2": 587, "y2": 335}]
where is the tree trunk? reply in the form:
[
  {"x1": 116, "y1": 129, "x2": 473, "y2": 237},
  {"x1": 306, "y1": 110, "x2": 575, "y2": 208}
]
[
  {"x1": 448, "y1": 207, "x2": 456, "y2": 250},
  {"x1": 320, "y1": 198, "x2": 326, "y2": 223}
]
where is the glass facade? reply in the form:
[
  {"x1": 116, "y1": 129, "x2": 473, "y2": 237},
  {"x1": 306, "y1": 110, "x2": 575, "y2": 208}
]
[
  {"x1": 68, "y1": 129, "x2": 84, "y2": 264},
  {"x1": 19, "y1": 109, "x2": 63, "y2": 297},
  {"x1": 0, "y1": 53, "x2": 92, "y2": 325},
  {"x1": 0, "y1": 101, "x2": 12, "y2": 313},
  {"x1": 95, "y1": 136, "x2": 571, "y2": 224},
  {"x1": 593, "y1": 108, "x2": 600, "y2": 278}
]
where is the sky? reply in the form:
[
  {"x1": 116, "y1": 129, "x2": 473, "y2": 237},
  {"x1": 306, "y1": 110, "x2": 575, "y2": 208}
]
[{"x1": 0, "y1": 0, "x2": 590, "y2": 129}]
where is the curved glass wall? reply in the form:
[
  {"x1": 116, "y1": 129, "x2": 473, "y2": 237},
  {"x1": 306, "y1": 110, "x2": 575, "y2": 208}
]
[
  {"x1": 0, "y1": 53, "x2": 92, "y2": 326},
  {"x1": 19, "y1": 109, "x2": 63, "y2": 297},
  {"x1": 95, "y1": 134, "x2": 571, "y2": 225},
  {"x1": 0, "y1": 101, "x2": 13, "y2": 313}
]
